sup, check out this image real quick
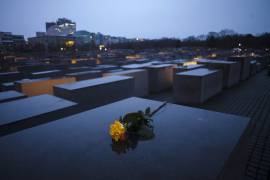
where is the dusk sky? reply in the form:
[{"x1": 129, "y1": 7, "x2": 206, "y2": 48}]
[{"x1": 0, "y1": 0, "x2": 270, "y2": 39}]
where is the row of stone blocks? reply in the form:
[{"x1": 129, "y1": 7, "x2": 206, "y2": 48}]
[
  {"x1": 52, "y1": 60, "x2": 245, "y2": 106},
  {"x1": 197, "y1": 59, "x2": 241, "y2": 88},
  {"x1": 173, "y1": 57, "x2": 263, "y2": 105},
  {"x1": 0, "y1": 66, "x2": 173, "y2": 107},
  {"x1": 53, "y1": 66, "x2": 176, "y2": 108},
  {"x1": 104, "y1": 65, "x2": 175, "y2": 95}
]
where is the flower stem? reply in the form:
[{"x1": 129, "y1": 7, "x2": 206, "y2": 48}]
[{"x1": 150, "y1": 102, "x2": 167, "y2": 117}]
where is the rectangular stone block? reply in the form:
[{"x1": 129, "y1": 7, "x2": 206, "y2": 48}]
[
  {"x1": 0, "y1": 71, "x2": 24, "y2": 83},
  {"x1": 0, "y1": 94, "x2": 76, "y2": 127},
  {"x1": 0, "y1": 91, "x2": 26, "y2": 103},
  {"x1": 103, "y1": 69, "x2": 148, "y2": 97},
  {"x1": 66, "y1": 66, "x2": 93, "y2": 73},
  {"x1": 31, "y1": 70, "x2": 63, "y2": 79},
  {"x1": 147, "y1": 64, "x2": 174, "y2": 93},
  {"x1": 121, "y1": 63, "x2": 153, "y2": 69},
  {"x1": 174, "y1": 68, "x2": 223, "y2": 104},
  {"x1": 250, "y1": 60, "x2": 257, "y2": 76},
  {"x1": 16, "y1": 77, "x2": 76, "y2": 96},
  {"x1": 173, "y1": 64, "x2": 205, "y2": 74},
  {"x1": 228, "y1": 56, "x2": 251, "y2": 81},
  {"x1": 91, "y1": 65, "x2": 118, "y2": 72},
  {"x1": 54, "y1": 76, "x2": 134, "y2": 108},
  {"x1": 0, "y1": 82, "x2": 16, "y2": 91},
  {"x1": 17, "y1": 64, "x2": 52, "y2": 73},
  {"x1": 121, "y1": 61, "x2": 162, "y2": 70},
  {"x1": 65, "y1": 70, "x2": 102, "y2": 81},
  {"x1": 253, "y1": 55, "x2": 269, "y2": 69},
  {"x1": 0, "y1": 97, "x2": 250, "y2": 180},
  {"x1": 197, "y1": 59, "x2": 241, "y2": 88}
]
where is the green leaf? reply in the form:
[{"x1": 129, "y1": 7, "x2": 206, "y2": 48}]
[{"x1": 145, "y1": 107, "x2": 151, "y2": 115}]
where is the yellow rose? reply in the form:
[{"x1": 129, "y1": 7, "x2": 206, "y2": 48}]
[{"x1": 110, "y1": 120, "x2": 126, "y2": 142}]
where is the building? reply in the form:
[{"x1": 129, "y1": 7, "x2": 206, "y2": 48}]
[
  {"x1": 28, "y1": 18, "x2": 77, "y2": 50},
  {"x1": 46, "y1": 18, "x2": 76, "y2": 36},
  {"x1": 28, "y1": 35, "x2": 75, "y2": 50},
  {"x1": 73, "y1": 30, "x2": 95, "y2": 45},
  {"x1": 46, "y1": 22, "x2": 56, "y2": 32},
  {"x1": 36, "y1": 32, "x2": 46, "y2": 37},
  {"x1": 28, "y1": 17, "x2": 133, "y2": 49},
  {"x1": 0, "y1": 32, "x2": 25, "y2": 49}
]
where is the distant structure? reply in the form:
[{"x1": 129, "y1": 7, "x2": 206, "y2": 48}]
[
  {"x1": 36, "y1": 32, "x2": 46, "y2": 37},
  {"x1": 28, "y1": 35, "x2": 75, "y2": 50},
  {"x1": 46, "y1": 18, "x2": 76, "y2": 36},
  {"x1": 28, "y1": 18, "x2": 76, "y2": 50},
  {"x1": 28, "y1": 17, "x2": 135, "y2": 51},
  {"x1": 73, "y1": 30, "x2": 95, "y2": 45},
  {"x1": 0, "y1": 32, "x2": 25, "y2": 50}
]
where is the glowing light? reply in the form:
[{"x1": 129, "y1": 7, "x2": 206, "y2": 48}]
[
  {"x1": 65, "y1": 40, "x2": 75, "y2": 47},
  {"x1": 210, "y1": 53, "x2": 217, "y2": 58},
  {"x1": 183, "y1": 61, "x2": 197, "y2": 66},
  {"x1": 193, "y1": 56, "x2": 203, "y2": 60},
  {"x1": 99, "y1": 45, "x2": 105, "y2": 51},
  {"x1": 126, "y1": 54, "x2": 142, "y2": 60},
  {"x1": 71, "y1": 58, "x2": 77, "y2": 64}
]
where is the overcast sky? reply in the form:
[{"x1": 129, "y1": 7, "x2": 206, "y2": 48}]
[{"x1": 0, "y1": 0, "x2": 269, "y2": 39}]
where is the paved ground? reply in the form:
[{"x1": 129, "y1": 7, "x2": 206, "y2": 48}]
[{"x1": 146, "y1": 70, "x2": 270, "y2": 180}]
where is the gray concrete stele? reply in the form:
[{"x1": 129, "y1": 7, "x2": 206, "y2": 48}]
[
  {"x1": 54, "y1": 75, "x2": 135, "y2": 108},
  {"x1": 197, "y1": 59, "x2": 241, "y2": 88},
  {"x1": 174, "y1": 68, "x2": 223, "y2": 104},
  {"x1": 147, "y1": 64, "x2": 174, "y2": 93},
  {"x1": 103, "y1": 69, "x2": 149, "y2": 97}
]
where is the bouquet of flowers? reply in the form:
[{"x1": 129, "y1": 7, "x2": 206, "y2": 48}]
[{"x1": 109, "y1": 102, "x2": 167, "y2": 142}]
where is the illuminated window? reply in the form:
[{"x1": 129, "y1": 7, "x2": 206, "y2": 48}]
[{"x1": 65, "y1": 40, "x2": 75, "y2": 47}]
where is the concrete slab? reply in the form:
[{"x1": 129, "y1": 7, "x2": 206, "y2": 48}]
[
  {"x1": 250, "y1": 60, "x2": 257, "y2": 76},
  {"x1": 147, "y1": 64, "x2": 174, "y2": 93},
  {"x1": 31, "y1": 70, "x2": 63, "y2": 78},
  {"x1": 197, "y1": 59, "x2": 241, "y2": 88},
  {"x1": 228, "y1": 56, "x2": 251, "y2": 81},
  {"x1": 0, "y1": 82, "x2": 16, "y2": 91},
  {"x1": 174, "y1": 68, "x2": 223, "y2": 104},
  {"x1": 65, "y1": 70, "x2": 102, "y2": 81},
  {"x1": 0, "y1": 97, "x2": 250, "y2": 180},
  {"x1": 103, "y1": 69, "x2": 148, "y2": 97},
  {"x1": 54, "y1": 75, "x2": 134, "y2": 107},
  {"x1": 0, "y1": 91, "x2": 26, "y2": 103},
  {"x1": 0, "y1": 71, "x2": 24, "y2": 83},
  {"x1": 16, "y1": 77, "x2": 76, "y2": 96},
  {"x1": 0, "y1": 94, "x2": 76, "y2": 127},
  {"x1": 173, "y1": 64, "x2": 205, "y2": 74}
]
